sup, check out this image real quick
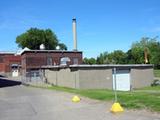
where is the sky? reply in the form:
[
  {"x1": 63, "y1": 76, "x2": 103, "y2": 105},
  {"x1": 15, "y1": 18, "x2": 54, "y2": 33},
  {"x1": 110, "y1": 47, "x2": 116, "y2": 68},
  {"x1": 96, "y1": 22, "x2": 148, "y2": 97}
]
[{"x1": 0, "y1": 0, "x2": 160, "y2": 58}]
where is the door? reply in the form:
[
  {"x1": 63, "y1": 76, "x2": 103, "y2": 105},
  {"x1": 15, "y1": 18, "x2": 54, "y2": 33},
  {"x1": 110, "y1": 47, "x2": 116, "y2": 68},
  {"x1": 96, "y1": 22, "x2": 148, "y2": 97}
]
[
  {"x1": 113, "y1": 69, "x2": 130, "y2": 91},
  {"x1": 12, "y1": 69, "x2": 19, "y2": 77}
]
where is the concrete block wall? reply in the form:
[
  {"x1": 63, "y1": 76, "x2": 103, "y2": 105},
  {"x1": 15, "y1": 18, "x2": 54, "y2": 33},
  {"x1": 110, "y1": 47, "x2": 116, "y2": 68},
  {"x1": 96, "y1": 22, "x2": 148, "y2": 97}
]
[
  {"x1": 45, "y1": 67, "x2": 113, "y2": 89},
  {"x1": 57, "y1": 68, "x2": 79, "y2": 88},
  {"x1": 45, "y1": 68, "x2": 79, "y2": 88},
  {"x1": 131, "y1": 68, "x2": 154, "y2": 88},
  {"x1": 44, "y1": 65, "x2": 154, "y2": 90},
  {"x1": 45, "y1": 69, "x2": 58, "y2": 85},
  {"x1": 78, "y1": 68, "x2": 112, "y2": 89}
]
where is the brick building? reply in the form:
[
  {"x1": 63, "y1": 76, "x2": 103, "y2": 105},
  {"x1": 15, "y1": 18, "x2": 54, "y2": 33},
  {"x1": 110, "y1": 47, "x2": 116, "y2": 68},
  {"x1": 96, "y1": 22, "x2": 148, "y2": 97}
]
[
  {"x1": 0, "y1": 52, "x2": 21, "y2": 76},
  {"x1": 0, "y1": 50, "x2": 154, "y2": 90},
  {"x1": 21, "y1": 50, "x2": 83, "y2": 71},
  {"x1": 0, "y1": 49, "x2": 83, "y2": 78},
  {"x1": 20, "y1": 50, "x2": 82, "y2": 80}
]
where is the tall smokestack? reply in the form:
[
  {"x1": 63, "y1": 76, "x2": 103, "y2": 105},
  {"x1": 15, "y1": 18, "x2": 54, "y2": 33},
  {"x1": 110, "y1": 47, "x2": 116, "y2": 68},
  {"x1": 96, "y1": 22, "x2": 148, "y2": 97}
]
[{"x1": 72, "y1": 18, "x2": 77, "y2": 51}]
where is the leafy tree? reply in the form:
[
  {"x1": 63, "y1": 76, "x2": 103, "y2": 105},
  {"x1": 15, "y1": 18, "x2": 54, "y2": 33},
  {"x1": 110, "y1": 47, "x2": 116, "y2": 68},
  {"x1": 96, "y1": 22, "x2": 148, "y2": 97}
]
[
  {"x1": 130, "y1": 37, "x2": 160, "y2": 66},
  {"x1": 96, "y1": 50, "x2": 127, "y2": 64},
  {"x1": 16, "y1": 28, "x2": 67, "y2": 50},
  {"x1": 147, "y1": 39, "x2": 160, "y2": 68},
  {"x1": 130, "y1": 37, "x2": 150, "y2": 64},
  {"x1": 96, "y1": 52, "x2": 108, "y2": 64},
  {"x1": 126, "y1": 49, "x2": 136, "y2": 64},
  {"x1": 130, "y1": 45, "x2": 144, "y2": 64},
  {"x1": 83, "y1": 57, "x2": 96, "y2": 64},
  {"x1": 58, "y1": 43, "x2": 67, "y2": 50},
  {"x1": 108, "y1": 50, "x2": 127, "y2": 64}
]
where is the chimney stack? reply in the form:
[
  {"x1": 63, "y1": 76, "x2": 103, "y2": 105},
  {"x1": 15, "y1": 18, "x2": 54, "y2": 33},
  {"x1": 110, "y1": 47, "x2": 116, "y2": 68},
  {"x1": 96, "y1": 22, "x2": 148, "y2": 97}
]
[{"x1": 72, "y1": 18, "x2": 77, "y2": 51}]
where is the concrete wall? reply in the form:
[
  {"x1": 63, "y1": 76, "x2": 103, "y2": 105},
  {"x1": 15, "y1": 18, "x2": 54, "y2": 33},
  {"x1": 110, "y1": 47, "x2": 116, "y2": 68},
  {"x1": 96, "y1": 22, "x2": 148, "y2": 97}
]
[
  {"x1": 57, "y1": 68, "x2": 79, "y2": 88},
  {"x1": 44, "y1": 65, "x2": 154, "y2": 90},
  {"x1": 131, "y1": 68, "x2": 154, "y2": 89},
  {"x1": 45, "y1": 69, "x2": 58, "y2": 85},
  {"x1": 45, "y1": 68, "x2": 79, "y2": 88},
  {"x1": 45, "y1": 67, "x2": 113, "y2": 89},
  {"x1": 78, "y1": 68, "x2": 112, "y2": 89}
]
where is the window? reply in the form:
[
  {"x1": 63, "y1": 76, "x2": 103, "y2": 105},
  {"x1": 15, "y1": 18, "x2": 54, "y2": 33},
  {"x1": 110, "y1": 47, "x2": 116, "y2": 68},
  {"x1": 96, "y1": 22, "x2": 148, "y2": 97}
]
[
  {"x1": 60, "y1": 57, "x2": 70, "y2": 65},
  {"x1": 73, "y1": 58, "x2": 78, "y2": 64},
  {"x1": 47, "y1": 57, "x2": 52, "y2": 65},
  {"x1": 0, "y1": 57, "x2": 3, "y2": 63},
  {"x1": 11, "y1": 64, "x2": 19, "y2": 69},
  {"x1": 30, "y1": 70, "x2": 40, "y2": 77}
]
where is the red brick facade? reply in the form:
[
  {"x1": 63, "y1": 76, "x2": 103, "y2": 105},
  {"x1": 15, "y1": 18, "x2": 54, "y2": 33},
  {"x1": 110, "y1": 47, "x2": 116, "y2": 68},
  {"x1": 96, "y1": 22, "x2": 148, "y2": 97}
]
[
  {"x1": 21, "y1": 50, "x2": 83, "y2": 71},
  {"x1": 0, "y1": 50, "x2": 83, "y2": 76},
  {"x1": 0, "y1": 53, "x2": 21, "y2": 73}
]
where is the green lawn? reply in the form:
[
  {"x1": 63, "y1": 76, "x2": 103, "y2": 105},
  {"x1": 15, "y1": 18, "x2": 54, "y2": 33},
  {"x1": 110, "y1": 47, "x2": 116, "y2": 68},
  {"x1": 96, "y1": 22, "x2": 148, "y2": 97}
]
[
  {"x1": 154, "y1": 69, "x2": 160, "y2": 78},
  {"x1": 46, "y1": 85, "x2": 160, "y2": 112}
]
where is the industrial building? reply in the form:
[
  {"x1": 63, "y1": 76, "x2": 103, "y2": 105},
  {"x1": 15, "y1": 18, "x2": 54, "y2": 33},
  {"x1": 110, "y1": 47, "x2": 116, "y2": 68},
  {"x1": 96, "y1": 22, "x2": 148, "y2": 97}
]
[
  {"x1": 0, "y1": 52, "x2": 21, "y2": 77},
  {"x1": 21, "y1": 49, "x2": 83, "y2": 81},
  {"x1": 0, "y1": 18, "x2": 154, "y2": 90},
  {"x1": 42, "y1": 64, "x2": 154, "y2": 91},
  {"x1": 0, "y1": 50, "x2": 154, "y2": 91}
]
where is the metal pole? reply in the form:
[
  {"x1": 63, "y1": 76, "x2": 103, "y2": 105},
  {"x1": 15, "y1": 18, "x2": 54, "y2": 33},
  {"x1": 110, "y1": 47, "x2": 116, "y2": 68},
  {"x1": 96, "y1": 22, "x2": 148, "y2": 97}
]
[
  {"x1": 113, "y1": 67, "x2": 117, "y2": 102},
  {"x1": 75, "y1": 72, "x2": 76, "y2": 89},
  {"x1": 56, "y1": 70, "x2": 58, "y2": 86},
  {"x1": 72, "y1": 18, "x2": 77, "y2": 51}
]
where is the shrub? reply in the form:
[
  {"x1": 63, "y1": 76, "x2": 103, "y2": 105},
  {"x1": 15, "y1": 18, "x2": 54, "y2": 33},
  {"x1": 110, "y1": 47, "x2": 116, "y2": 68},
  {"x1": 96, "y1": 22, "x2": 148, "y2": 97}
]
[{"x1": 151, "y1": 79, "x2": 160, "y2": 86}]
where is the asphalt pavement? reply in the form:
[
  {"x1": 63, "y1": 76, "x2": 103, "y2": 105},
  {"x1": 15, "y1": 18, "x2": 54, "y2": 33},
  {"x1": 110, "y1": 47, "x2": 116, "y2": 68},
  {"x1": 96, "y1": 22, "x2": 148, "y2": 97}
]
[{"x1": 0, "y1": 78, "x2": 160, "y2": 120}]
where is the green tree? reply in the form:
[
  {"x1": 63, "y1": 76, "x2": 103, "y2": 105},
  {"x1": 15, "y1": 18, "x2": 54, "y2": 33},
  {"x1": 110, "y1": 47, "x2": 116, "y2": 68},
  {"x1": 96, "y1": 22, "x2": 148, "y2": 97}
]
[
  {"x1": 96, "y1": 52, "x2": 108, "y2": 64},
  {"x1": 58, "y1": 43, "x2": 67, "y2": 50},
  {"x1": 16, "y1": 28, "x2": 67, "y2": 50},
  {"x1": 147, "y1": 39, "x2": 160, "y2": 68},
  {"x1": 130, "y1": 46, "x2": 144, "y2": 64},
  {"x1": 129, "y1": 37, "x2": 160, "y2": 66},
  {"x1": 108, "y1": 50, "x2": 127, "y2": 64},
  {"x1": 126, "y1": 49, "x2": 136, "y2": 64},
  {"x1": 96, "y1": 51, "x2": 127, "y2": 64},
  {"x1": 83, "y1": 57, "x2": 96, "y2": 64}
]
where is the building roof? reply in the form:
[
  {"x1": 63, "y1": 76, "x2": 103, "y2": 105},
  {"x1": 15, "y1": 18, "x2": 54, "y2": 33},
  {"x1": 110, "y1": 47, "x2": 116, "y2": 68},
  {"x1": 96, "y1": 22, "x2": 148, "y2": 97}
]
[
  {"x1": 41, "y1": 64, "x2": 153, "y2": 69},
  {"x1": 70, "y1": 64, "x2": 153, "y2": 68},
  {"x1": 20, "y1": 49, "x2": 83, "y2": 55},
  {"x1": 0, "y1": 51, "x2": 15, "y2": 55},
  {"x1": 16, "y1": 47, "x2": 30, "y2": 55}
]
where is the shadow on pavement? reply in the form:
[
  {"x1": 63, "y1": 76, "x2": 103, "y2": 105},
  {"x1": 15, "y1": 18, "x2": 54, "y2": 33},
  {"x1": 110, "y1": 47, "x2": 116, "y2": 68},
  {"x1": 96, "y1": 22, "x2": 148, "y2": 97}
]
[
  {"x1": 0, "y1": 78, "x2": 21, "y2": 88},
  {"x1": 0, "y1": 75, "x2": 5, "y2": 77}
]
